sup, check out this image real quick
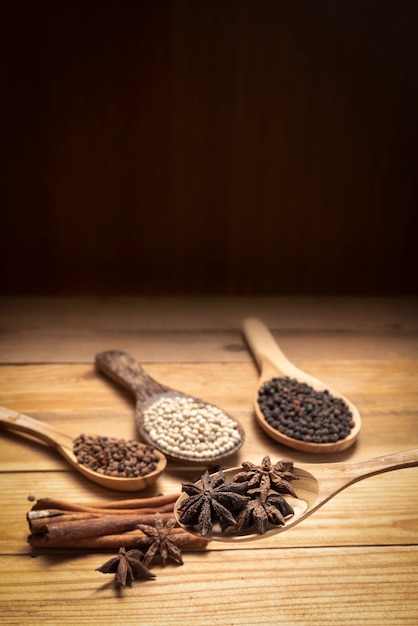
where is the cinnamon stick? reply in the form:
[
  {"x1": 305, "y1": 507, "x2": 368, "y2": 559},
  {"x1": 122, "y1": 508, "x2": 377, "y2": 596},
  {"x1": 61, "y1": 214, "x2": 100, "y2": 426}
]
[
  {"x1": 31, "y1": 493, "x2": 180, "y2": 513},
  {"x1": 41, "y1": 512, "x2": 175, "y2": 540},
  {"x1": 30, "y1": 501, "x2": 176, "y2": 516},
  {"x1": 28, "y1": 511, "x2": 102, "y2": 534},
  {"x1": 28, "y1": 529, "x2": 209, "y2": 551},
  {"x1": 85, "y1": 493, "x2": 180, "y2": 509},
  {"x1": 26, "y1": 494, "x2": 209, "y2": 556}
]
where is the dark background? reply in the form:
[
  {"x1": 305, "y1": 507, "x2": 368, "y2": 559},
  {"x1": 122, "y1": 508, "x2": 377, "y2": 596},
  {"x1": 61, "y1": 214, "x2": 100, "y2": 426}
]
[{"x1": 1, "y1": 0, "x2": 417, "y2": 296}]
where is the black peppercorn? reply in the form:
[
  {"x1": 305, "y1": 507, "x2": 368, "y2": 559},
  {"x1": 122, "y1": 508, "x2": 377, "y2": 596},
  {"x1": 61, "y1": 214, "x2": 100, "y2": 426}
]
[{"x1": 257, "y1": 376, "x2": 354, "y2": 444}]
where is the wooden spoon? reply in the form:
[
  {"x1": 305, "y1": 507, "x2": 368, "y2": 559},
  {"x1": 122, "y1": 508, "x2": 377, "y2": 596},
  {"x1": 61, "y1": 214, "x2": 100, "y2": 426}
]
[
  {"x1": 242, "y1": 318, "x2": 361, "y2": 453},
  {"x1": 174, "y1": 449, "x2": 418, "y2": 541},
  {"x1": 0, "y1": 406, "x2": 167, "y2": 491},
  {"x1": 95, "y1": 350, "x2": 245, "y2": 464}
]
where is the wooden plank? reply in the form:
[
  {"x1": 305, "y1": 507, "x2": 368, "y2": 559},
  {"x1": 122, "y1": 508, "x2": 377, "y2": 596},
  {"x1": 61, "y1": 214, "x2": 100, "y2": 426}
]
[
  {"x1": 1, "y1": 296, "x2": 418, "y2": 332},
  {"x1": 1, "y1": 361, "x2": 417, "y2": 411},
  {"x1": 0, "y1": 297, "x2": 417, "y2": 625},
  {"x1": 1, "y1": 362, "x2": 417, "y2": 470},
  {"x1": 1, "y1": 328, "x2": 418, "y2": 364},
  {"x1": 0, "y1": 547, "x2": 417, "y2": 625},
  {"x1": 2, "y1": 296, "x2": 417, "y2": 364},
  {"x1": 1, "y1": 468, "x2": 417, "y2": 555}
]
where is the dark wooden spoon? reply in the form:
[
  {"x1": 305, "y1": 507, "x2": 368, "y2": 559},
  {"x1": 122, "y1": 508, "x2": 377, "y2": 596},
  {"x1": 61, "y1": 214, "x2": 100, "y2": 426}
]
[{"x1": 95, "y1": 350, "x2": 245, "y2": 465}]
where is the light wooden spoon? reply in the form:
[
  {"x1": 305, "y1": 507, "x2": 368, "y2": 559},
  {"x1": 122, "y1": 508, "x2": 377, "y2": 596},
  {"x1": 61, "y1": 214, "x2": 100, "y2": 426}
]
[
  {"x1": 242, "y1": 318, "x2": 361, "y2": 453},
  {"x1": 0, "y1": 406, "x2": 167, "y2": 491},
  {"x1": 95, "y1": 350, "x2": 245, "y2": 464},
  {"x1": 174, "y1": 449, "x2": 418, "y2": 541}
]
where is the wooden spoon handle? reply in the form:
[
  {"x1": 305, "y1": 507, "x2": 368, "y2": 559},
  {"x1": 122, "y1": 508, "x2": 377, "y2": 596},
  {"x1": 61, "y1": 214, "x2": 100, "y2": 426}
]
[
  {"x1": 95, "y1": 351, "x2": 169, "y2": 402},
  {"x1": 342, "y1": 449, "x2": 418, "y2": 483},
  {"x1": 311, "y1": 449, "x2": 418, "y2": 500},
  {"x1": 0, "y1": 406, "x2": 71, "y2": 449},
  {"x1": 243, "y1": 318, "x2": 306, "y2": 379}
]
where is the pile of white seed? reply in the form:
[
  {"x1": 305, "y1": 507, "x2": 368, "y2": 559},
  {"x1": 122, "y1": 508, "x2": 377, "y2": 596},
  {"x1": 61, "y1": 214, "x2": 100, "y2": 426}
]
[{"x1": 142, "y1": 395, "x2": 242, "y2": 459}]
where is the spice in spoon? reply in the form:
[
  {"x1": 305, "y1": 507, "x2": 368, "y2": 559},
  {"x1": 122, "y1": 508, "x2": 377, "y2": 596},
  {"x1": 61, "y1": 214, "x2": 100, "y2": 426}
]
[
  {"x1": 72, "y1": 434, "x2": 160, "y2": 477},
  {"x1": 257, "y1": 376, "x2": 354, "y2": 443},
  {"x1": 177, "y1": 468, "x2": 250, "y2": 535},
  {"x1": 178, "y1": 456, "x2": 299, "y2": 536},
  {"x1": 142, "y1": 395, "x2": 243, "y2": 460}
]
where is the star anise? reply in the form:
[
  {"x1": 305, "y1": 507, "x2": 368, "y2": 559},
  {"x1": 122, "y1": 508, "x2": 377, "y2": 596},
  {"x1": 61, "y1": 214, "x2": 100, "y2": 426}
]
[
  {"x1": 235, "y1": 492, "x2": 296, "y2": 534},
  {"x1": 232, "y1": 455, "x2": 299, "y2": 499},
  {"x1": 96, "y1": 547, "x2": 156, "y2": 586},
  {"x1": 177, "y1": 468, "x2": 249, "y2": 535},
  {"x1": 137, "y1": 513, "x2": 183, "y2": 566}
]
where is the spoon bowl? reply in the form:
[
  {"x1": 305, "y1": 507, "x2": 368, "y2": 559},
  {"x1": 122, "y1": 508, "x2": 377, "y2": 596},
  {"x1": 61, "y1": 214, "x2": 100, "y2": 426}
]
[
  {"x1": 0, "y1": 406, "x2": 167, "y2": 491},
  {"x1": 174, "y1": 449, "x2": 418, "y2": 541},
  {"x1": 95, "y1": 351, "x2": 245, "y2": 465},
  {"x1": 242, "y1": 318, "x2": 361, "y2": 453}
]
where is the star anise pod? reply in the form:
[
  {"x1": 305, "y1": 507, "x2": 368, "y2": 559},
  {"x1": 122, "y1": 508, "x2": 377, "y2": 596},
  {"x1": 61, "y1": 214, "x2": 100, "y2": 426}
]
[
  {"x1": 137, "y1": 513, "x2": 183, "y2": 566},
  {"x1": 232, "y1": 455, "x2": 299, "y2": 499},
  {"x1": 235, "y1": 492, "x2": 296, "y2": 534},
  {"x1": 178, "y1": 468, "x2": 249, "y2": 535},
  {"x1": 96, "y1": 547, "x2": 156, "y2": 586}
]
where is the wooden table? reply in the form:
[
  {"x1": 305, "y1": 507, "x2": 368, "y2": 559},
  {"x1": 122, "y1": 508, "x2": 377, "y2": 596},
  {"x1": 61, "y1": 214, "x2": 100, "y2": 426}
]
[{"x1": 1, "y1": 296, "x2": 417, "y2": 625}]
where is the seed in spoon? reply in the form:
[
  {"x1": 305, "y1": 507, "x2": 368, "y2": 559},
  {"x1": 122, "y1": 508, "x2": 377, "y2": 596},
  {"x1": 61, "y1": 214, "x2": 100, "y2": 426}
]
[
  {"x1": 142, "y1": 396, "x2": 242, "y2": 459},
  {"x1": 177, "y1": 468, "x2": 250, "y2": 535},
  {"x1": 257, "y1": 377, "x2": 354, "y2": 443},
  {"x1": 72, "y1": 434, "x2": 160, "y2": 478},
  {"x1": 177, "y1": 457, "x2": 299, "y2": 536}
]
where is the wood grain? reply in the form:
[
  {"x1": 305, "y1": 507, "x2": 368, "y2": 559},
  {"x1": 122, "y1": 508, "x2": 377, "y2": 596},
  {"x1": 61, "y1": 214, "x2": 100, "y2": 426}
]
[
  {"x1": 1, "y1": 548, "x2": 417, "y2": 625},
  {"x1": 2, "y1": 296, "x2": 418, "y2": 331},
  {"x1": 2, "y1": 468, "x2": 418, "y2": 556},
  {"x1": 2, "y1": 4, "x2": 418, "y2": 297},
  {"x1": 0, "y1": 297, "x2": 417, "y2": 624}
]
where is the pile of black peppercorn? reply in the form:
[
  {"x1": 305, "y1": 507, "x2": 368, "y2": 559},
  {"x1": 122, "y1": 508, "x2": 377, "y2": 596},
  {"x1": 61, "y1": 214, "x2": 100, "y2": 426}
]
[{"x1": 257, "y1": 376, "x2": 354, "y2": 443}]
